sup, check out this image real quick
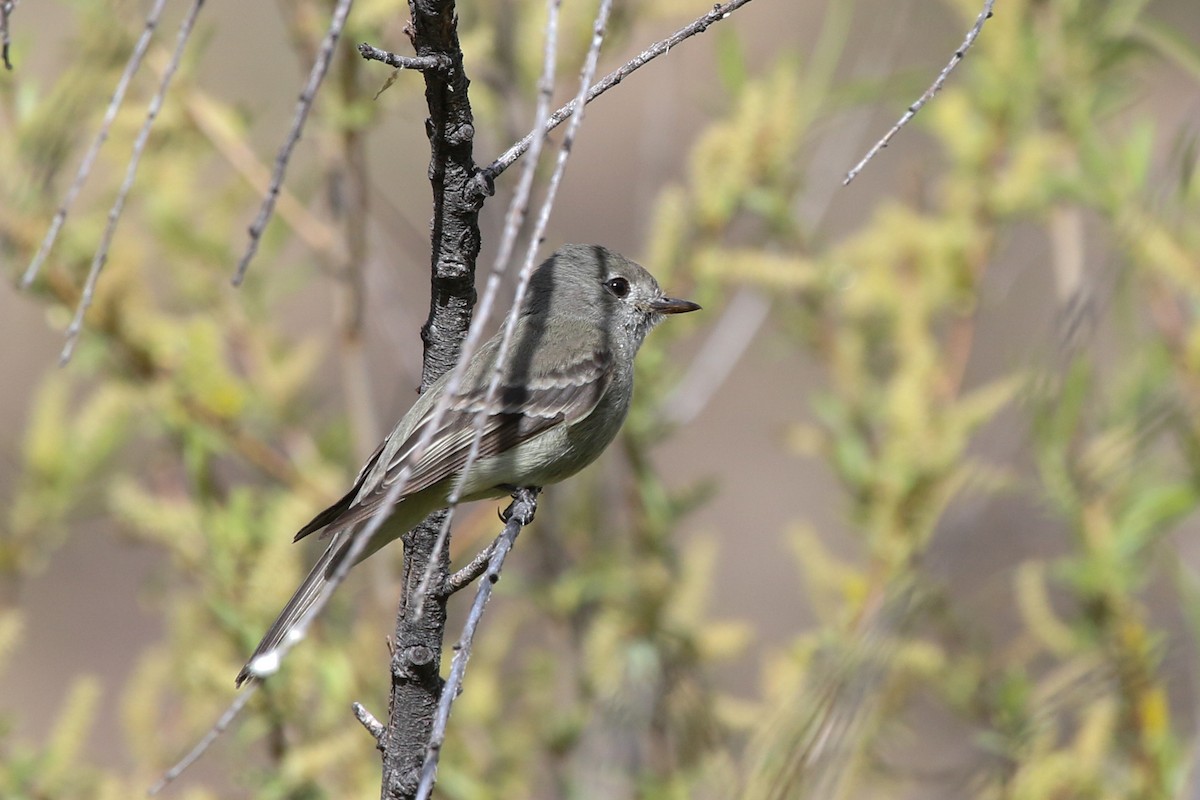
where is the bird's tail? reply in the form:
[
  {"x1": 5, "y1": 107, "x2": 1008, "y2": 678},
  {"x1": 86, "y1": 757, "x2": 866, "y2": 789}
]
[{"x1": 236, "y1": 533, "x2": 347, "y2": 687}]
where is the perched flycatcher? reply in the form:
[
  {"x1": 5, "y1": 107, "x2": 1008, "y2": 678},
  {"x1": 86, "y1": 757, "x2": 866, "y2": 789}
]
[{"x1": 237, "y1": 244, "x2": 700, "y2": 686}]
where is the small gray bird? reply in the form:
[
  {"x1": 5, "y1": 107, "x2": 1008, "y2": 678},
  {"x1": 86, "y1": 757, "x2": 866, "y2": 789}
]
[{"x1": 237, "y1": 244, "x2": 699, "y2": 686}]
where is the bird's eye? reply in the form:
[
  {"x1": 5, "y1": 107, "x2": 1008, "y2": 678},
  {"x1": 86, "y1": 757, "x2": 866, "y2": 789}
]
[{"x1": 605, "y1": 277, "x2": 631, "y2": 298}]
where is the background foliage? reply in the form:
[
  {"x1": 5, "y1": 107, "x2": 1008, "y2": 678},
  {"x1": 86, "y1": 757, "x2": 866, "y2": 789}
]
[{"x1": 2, "y1": 0, "x2": 1200, "y2": 797}]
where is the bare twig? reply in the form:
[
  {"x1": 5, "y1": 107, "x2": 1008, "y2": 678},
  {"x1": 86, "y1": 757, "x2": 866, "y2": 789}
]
[
  {"x1": 842, "y1": 0, "x2": 996, "y2": 185},
  {"x1": 148, "y1": 682, "x2": 259, "y2": 796},
  {"x1": 377, "y1": 1, "x2": 487, "y2": 790},
  {"x1": 408, "y1": 0, "x2": 565, "y2": 618},
  {"x1": 20, "y1": 0, "x2": 168, "y2": 289},
  {"x1": 230, "y1": 0, "x2": 353, "y2": 287},
  {"x1": 480, "y1": 0, "x2": 758, "y2": 186},
  {"x1": 358, "y1": 42, "x2": 450, "y2": 73},
  {"x1": 184, "y1": 89, "x2": 344, "y2": 263},
  {"x1": 414, "y1": 488, "x2": 539, "y2": 800},
  {"x1": 443, "y1": 540, "x2": 497, "y2": 595},
  {"x1": 58, "y1": 0, "x2": 206, "y2": 366},
  {"x1": 1, "y1": 1, "x2": 17, "y2": 70},
  {"x1": 520, "y1": 0, "x2": 614, "y2": 269},
  {"x1": 353, "y1": 701, "x2": 387, "y2": 748}
]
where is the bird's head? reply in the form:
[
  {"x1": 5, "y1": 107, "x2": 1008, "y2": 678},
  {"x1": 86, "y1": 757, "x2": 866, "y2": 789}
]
[{"x1": 525, "y1": 244, "x2": 700, "y2": 352}]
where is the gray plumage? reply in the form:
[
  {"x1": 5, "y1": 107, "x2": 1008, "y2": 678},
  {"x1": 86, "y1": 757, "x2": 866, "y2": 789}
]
[{"x1": 237, "y1": 244, "x2": 699, "y2": 686}]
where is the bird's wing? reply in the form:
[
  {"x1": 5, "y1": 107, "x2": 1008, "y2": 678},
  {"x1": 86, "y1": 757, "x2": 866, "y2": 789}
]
[
  {"x1": 293, "y1": 346, "x2": 614, "y2": 542},
  {"x1": 290, "y1": 439, "x2": 388, "y2": 542}
]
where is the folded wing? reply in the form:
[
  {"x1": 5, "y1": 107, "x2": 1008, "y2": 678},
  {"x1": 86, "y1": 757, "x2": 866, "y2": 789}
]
[{"x1": 292, "y1": 345, "x2": 614, "y2": 542}]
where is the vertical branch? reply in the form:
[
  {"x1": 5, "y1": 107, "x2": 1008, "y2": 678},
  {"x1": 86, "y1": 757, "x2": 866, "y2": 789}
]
[
  {"x1": 413, "y1": 0, "x2": 485, "y2": 386},
  {"x1": 381, "y1": 0, "x2": 482, "y2": 796},
  {"x1": 407, "y1": 0, "x2": 563, "y2": 618}
]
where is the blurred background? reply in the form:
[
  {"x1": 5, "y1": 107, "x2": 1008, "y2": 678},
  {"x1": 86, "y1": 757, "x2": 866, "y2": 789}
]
[{"x1": 3, "y1": 0, "x2": 1200, "y2": 797}]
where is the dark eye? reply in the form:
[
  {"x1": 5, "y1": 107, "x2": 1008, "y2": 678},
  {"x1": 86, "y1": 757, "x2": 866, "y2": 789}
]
[{"x1": 605, "y1": 277, "x2": 630, "y2": 298}]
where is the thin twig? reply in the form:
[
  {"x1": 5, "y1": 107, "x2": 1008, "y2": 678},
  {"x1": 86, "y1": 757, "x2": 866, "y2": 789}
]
[
  {"x1": 230, "y1": 0, "x2": 353, "y2": 287},
  {"x1": 147, "y1": 682, "x2": 259, "y2": 796},
  {"x1": 409, "y1": 0, "x2": 565, "y2": 618},
  {"x1": 444, "y1": 539, "x2": 497, "y2": 595},
  {"x1": 20, "y1": 0, "x2": 169, "y2": 289},
  {"x1": 1, "y1": 0, "x2": 17, "y2": 71},
  {"x1": 58, "y1": 0, "x2": 206, "y2": 366},
  {"x1": 358, "y1": 42, "x2": 450, "y2": 72},
  {"x1": 184, "y1": 89, "x2": 344, "y2": 263},
  {"x1": 414, "y1": 488, "x2": 539, "y2": 800},
  {"x1": 521, "y1": 0, "x2": 615, "y2": 266},
  {"x1": 842, "y1": 0, "x2": 996, "y2": 185},
  {"x1": 480, "y1": 0, "x2": 758, "y2": 186},
  {"x1": 353, "y1": 701, "x2": 387, "y2": 748}
]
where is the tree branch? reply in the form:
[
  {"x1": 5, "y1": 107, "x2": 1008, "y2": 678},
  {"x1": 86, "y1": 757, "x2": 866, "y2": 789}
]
[
  {"x1": 443, "y1": 540, "x2": 496, "y2": 595},
  {"x1": 230, "y1": 0, "x2": 352, "y2": 286},
  {"x1": 407, "y1": 0, "x2": 565, "y2": 620},
  {"x1": 148, "y1": 684, "x2": 259, "y2": 796},
  {"x1": 353, "y1": 701, "x2": 387, "y2": 749},
  {"x1": 20, "y1": 0, "x2": 167, "y2": 289},
  {"x1": 842, "y1": 0, "x2": 996, "y2": 185},
  {"x1": 358, "y1": 43, "x2": 451, "y2": 73},
  {"x1": 414, "y1": 488, "x2": 539, "y2": 800},
  {"x1": 478, "y1": 0, "x2": 759, "y2": 187},
  {"x1": 58, "y1": 0, "x2": 204, "y2": 365},
  {"x1": 379, "y1": 0, "x2": 486, "y2": 794}
]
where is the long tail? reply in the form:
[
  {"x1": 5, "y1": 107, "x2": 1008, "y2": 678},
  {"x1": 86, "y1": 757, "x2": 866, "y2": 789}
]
[{"x1": 236, "y1": 534, "x2": 346, "y2": 687}]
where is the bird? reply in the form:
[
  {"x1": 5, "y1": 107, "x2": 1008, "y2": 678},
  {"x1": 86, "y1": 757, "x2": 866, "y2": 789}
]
[{"x1": 237, "y1": 244, "x2": 700, "y2": 686}]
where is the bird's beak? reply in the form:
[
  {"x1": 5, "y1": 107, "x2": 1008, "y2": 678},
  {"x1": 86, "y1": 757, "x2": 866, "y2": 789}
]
[{"x1": 650, "y1": 296, "x2": 702, "y2": 315}]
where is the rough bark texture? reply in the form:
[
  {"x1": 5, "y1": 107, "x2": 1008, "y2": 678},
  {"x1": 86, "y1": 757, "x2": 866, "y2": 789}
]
[
  {"x1": 381, "y1": 1, "x2": 482, "y2": 797},
  {"x1": 415, "y1": 0, "x2": 482, "y2": 385}
]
